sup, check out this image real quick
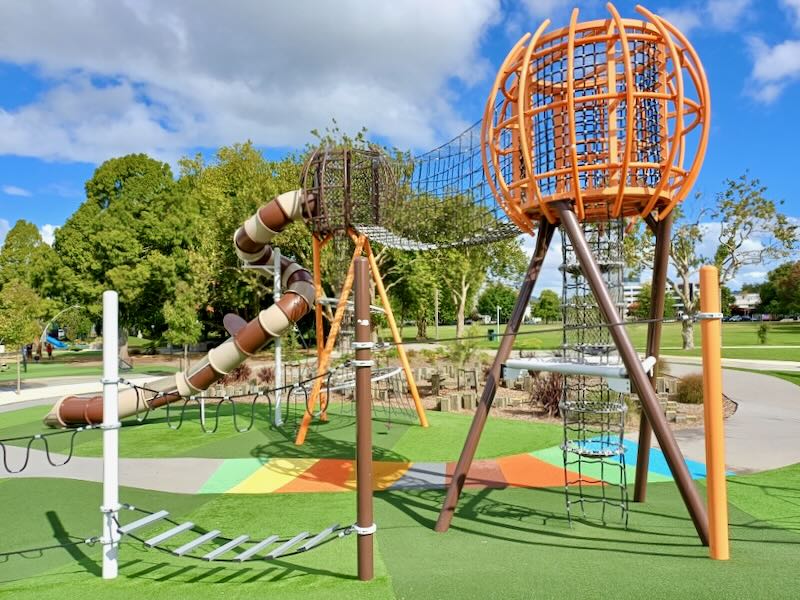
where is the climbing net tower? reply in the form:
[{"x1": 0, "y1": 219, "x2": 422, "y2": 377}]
[
  {"x1": 437, "y1": 3, "x2": 712, "y2": 546},
  {"x1": 560, "y1": 219, "x2": 628, "y2": 524}
]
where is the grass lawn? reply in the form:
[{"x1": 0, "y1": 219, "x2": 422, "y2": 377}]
[
  {"x1": 1, "y1": 465, "x2": 799, "y2": 599},
  {"x1": 0, "y1": 361, "x2": 178, "y2": 383},
  {"x1": 395, "y1": 321, "x2": 800, "y2": 361},
  {"x1": 0, "y1": 403, "x2": 562, "y2": 462},
  {"x1": 763, "y1": 371, "x2": 800, "y2": 388}
]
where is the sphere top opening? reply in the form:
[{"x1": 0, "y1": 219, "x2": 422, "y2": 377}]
[{"x1": 482, "y1": 3, "x2": 710, "y2": 234}]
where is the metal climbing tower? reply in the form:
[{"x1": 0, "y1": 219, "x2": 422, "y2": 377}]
[{"x1": 560, "y1": 219, "x2": 629, "y2": 525}]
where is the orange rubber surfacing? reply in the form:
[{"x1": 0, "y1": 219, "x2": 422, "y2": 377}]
[{"x1": 482, "y1": 2, "x2": 710, "y2": 233}]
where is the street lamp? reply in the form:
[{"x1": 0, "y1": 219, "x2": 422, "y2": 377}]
[{"x1": 496, "y1": 305, "x2": 500, "y2": 330}]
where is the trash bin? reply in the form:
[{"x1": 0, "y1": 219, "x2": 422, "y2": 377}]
[{"x1": 488, "y1": 329, "x2": 495, "y2": 342}]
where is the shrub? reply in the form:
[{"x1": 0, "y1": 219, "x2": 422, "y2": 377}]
[
  {"x1": 529, "y1": 372, "x2": 564, "y2": 417},
  {"x1": 677, "y1": 373, "x2": 704, "y2": 404},
  {"x1": 757, "y1": 323, "x2": 768, "y2": 345},
  {"x1": 222, "y1": 363, "x2": 252, "y2": 385},
  {"x1": 256, "y1": 366, "x2": 275, "y2": 385}
]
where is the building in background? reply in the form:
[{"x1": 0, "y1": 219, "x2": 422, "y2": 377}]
[{"x1": 732, "y1": 292, "x2": 760, "y2": 316}]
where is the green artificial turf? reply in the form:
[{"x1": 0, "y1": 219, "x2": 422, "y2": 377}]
[
  {"x1": 396, "y1": 321, "x2": 800, "y2": 361},
  {"x1": 2, "y1": 465, "x2": 800, "y2": 599},
  {"x1": 0, "y1": 403, "x2": 562, "y2": 462}
]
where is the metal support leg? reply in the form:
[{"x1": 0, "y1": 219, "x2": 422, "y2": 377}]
[
  {"x1": 556, "y1": 202, "x2": 709, "y2": 545},
  {"x1": 435, "y1": 219, "x2": 555, "y2": 532},
  {"x1": 634, "y1": 212, "x2": 673, "y2": 502}
]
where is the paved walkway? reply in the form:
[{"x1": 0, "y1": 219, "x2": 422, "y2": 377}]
[
  {"x1": 0, "y1": 375, "x2": 162, "y2": 409},
  {"x1": 661, "y1": 360, "x2": 800, "y2": 473},
  {"x1": 663, "y1": 355, "x2": 800, "y2": 372}
]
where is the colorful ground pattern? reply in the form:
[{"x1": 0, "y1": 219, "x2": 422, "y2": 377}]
[{"x1": 199, "y1": 439, "x2": 714, "y2": 494}]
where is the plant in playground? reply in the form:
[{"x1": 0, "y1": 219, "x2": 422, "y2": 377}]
[
  {"x1": 757, "y1": 323, "x2": 769, "y2": 345},
  {"x1": 445, "y1": 324, "x2": 482, "y2": 368},
  {"x1": 257, "y1": 365, "x2": 275, "y2": 385},
  {"x1": 222, "y1": 363, "x2": 252, "y2": 386},
  {"x1": 528, "y1": 372, "x2": 564, "y2": 417},
  {"x1": 0, "y1": 281, "x2": 44, "y2": 393},
  {"x1": 677, "y1": 373, "x2": 704, "y2": 404}
]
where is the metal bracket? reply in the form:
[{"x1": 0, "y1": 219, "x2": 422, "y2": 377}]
[
  {"x1": 101, "y1": 378, "x2": 120, "y2": 385},
  {"x1": 99, "y1": 422, "x2": 122, "y2": 431},
  {"x1": 352, "y1": 341, "x2": 374, "y2": 350},
  {"x1": 352, "y1": 522, "x2": 377, "y2": 535},
  {"x1": 100, "y1": 503, "x2": 121, "y2": 514},
  {"x1": 696, "y1": 312, "x2": 723, "y2": 320},
  {"x1": 356, "y1": 318, "x2": 370, "y2": 326},
  {"x1": 351, "y1": 359, "x2": 375, "y2": 367}
]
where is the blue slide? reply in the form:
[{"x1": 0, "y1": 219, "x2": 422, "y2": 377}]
[{"x1": 46, "y1": 335, "x2": 68, "y2": 349}]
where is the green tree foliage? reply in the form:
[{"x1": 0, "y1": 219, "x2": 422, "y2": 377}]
[
  {"x1": 531, "y1": 289, "x2": 561, "y2": 324},
  {"x1": 55, "y1": 154, "x2": 201, "y2": 349},
  {"x1": 0, "y1": 281, "x2": 44, "y2": 392},
  {"x1": 626, "y1": 174, "x2": 798, "y2": 349},
  {"x1": 758, "y1": 261, "x2": 800, "y2": 316},
  {"x1": 0, "y1": 220, "x2": 61, "y2": 295},
  {"x1": 630, "y1": 283, "x2": 676, "y2": 319},
  {"x1": 477, "y1": 283, "x2": 517, "y2": 322},
  {"x1": 720, "y1": 285, "x2": 735, "y2": 317}
]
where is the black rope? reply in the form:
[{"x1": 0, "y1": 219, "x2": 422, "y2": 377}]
[{"x1": 0, "y1": 425, "x2": 99, "y2": 474}]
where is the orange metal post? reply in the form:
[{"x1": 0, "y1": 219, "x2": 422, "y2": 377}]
[
  {"x1": 699, "y1": 265, "x2": 730, "y2": 560},
  {"x1": 295, "y1": 236, "x2": 366, "y2": 445},
  {"x1": 364, "y1": 239, "x2": 428, "y2": 428}
]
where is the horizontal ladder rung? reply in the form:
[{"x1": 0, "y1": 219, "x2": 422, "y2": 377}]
[
  {"x1": 117, "y1": 510, "x2": 169, "y2": 535},
  {"x1": 144, "y1": 522, "x2": 195, "y2": 547},
  {"x1": 203, "y1": 535, "x2": 250, "y2": 561},
  {"x1": 173, "y1": 530, "x2": 221, "y2": 556},
  {"x1": 234, "y1": 535, "x2": 279, "y2": 562},
  {"x1": 266, "y1": 532, "x2": 308, "y2": 559},
  {"x1": 299, "y1": 524, "x2": 339, "y2": 552}
]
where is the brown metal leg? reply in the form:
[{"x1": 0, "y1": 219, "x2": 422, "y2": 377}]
[
  {"x1": 556, "y1": 202, "x2": 709, "y2": 545},
  {"x1": 634, "y1": 212, "x2": 673, "y2": 502},
  {"x1": 435, "y1": 218, "x2": 555, "y2": 533}
]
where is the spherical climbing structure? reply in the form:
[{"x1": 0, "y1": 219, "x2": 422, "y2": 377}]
[{"x1": 482, "y1": 3, "x2": 710, "y2": 234}]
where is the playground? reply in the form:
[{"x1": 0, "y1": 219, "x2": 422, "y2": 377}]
[{"x1": 2, "y1": 2, "x2": 800, "y2": 599}]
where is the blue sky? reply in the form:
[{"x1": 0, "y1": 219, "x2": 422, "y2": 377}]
[{"x1": 0, "y1": 0, "x2": 798, "y2": 289}]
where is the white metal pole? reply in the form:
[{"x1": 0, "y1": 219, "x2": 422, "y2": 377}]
[
  {"x1": 496, "y1": 305, "x2": 500, "y2": 329},
  {"x1": 273, "y1": 248, "x2": 283, "y2": 426},
  {"x1": 101, "y1": 290, "x2": 120, "y2": 579}
]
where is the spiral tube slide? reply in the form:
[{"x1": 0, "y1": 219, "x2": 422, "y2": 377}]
[{"x1": 44, "y1": 190, "x2": 316, "y2": 428}]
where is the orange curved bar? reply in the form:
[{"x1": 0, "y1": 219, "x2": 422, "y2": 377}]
[{"x1": 481, "y1": 2, "x2": 709, "y2": 229}]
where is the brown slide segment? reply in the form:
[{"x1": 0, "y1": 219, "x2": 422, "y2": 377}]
[{"x1": 45, "y1": 190, "x2": 316, "y2": 428}]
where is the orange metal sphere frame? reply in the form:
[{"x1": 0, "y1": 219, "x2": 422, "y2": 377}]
[{"x1": 482, "y1": 3, "x2": 710, "y2": 235}]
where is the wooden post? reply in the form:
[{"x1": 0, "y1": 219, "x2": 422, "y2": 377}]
[
  {"x1": 354, "y1": 257, "x2": 375, "y2": 581},
  {"x1": 699, "y1": 265, "x2": 729, "y2": 560}
]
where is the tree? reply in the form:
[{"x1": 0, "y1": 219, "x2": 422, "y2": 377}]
[
  {"x1": 532, "y1": 289, "x2": 561, "y2": 324},
  {"x1": 631, "y1": 283, "x2": 676, "y2": 319},
  {"x1": 163, "y1": 279, "x2": 204, "y2": 369},
  {"x1": 759, "y1": 261, "x2": 800, "y2": 316},
  {"x1": 0, "y1": 220, "x2": 60, "y2": 294},
  {"x1": 0, "y1": 281, "x2": 43, "y2": 393},
  {"x1": 720, "y1": 285, "x2": 735, "y2": 317},
  {"x1": 55, "y1": 154, "x2": 203, "y2": 358},
  {"x1": 477, "y1": 283, "x2": 517, "y2": 322},
  {"x1": 626, "y1": 174, "x2": 798, "y2": 349}
]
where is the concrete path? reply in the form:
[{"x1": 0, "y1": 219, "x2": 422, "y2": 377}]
[
  {"x1": 0, "y1": 375, "x2": 162, "y2": 409},
  {"x1": 663, "y1": 355, "x2": 800, "y2": 372},
  {"x1": 661, "y1": 360, "x2": 800, "y2": 474}
]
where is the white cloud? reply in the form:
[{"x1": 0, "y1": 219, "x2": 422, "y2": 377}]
[
  {"x1": 782, "y1": 0, "x2": 800, "y2": 28},
  {"x1": 2, "y1": 185, "x2": 32, "y2": 197},
  {"x1": 0, "y1": 218, "x2": 9, "y2": 246},
  {"x1": 39, "y1": 224, "x2": 58, "y2": 245},
  {"x1": 659, "y1": 7, "x2": 703, "y2": 35},
  {"x1": 0, "y1": 0, "x2": 500, "y2": 164},
  {"x1": 747, "y1": 37, "x2": 800, "y2": 102},
  {"x1": 707, "y1": 0, "x2": 751, "y2": 31}
]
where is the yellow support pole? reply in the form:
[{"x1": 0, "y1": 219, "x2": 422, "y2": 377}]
[
  {"x1": 699, "y1": 265, "x2": 730, "y2": 560},
  {"x1": 364, "y1": 239, "x2": 428, "y2": 428},
  {"x1": 294, "y1": 236, "x2": 366, "y2": 445}
]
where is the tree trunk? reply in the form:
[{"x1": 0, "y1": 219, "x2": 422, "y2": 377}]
[
  {"x1": 455, "y1": 274, "x2": 470, "y2": 340},
  {"x1": 416, "y1": 316, "x2": 427, "y2": 340},
  {"x1": 681, "y1": 317, "x2": 695, "y2": 350}
]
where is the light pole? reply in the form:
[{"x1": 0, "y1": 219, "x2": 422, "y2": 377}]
[{"x1": 496, "y1": 305, "x2": 501, "y2": 331}]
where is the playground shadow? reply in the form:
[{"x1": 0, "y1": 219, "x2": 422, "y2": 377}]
[{"x1": 376, "y1": 487, "x2": 745, "y2": 559}]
